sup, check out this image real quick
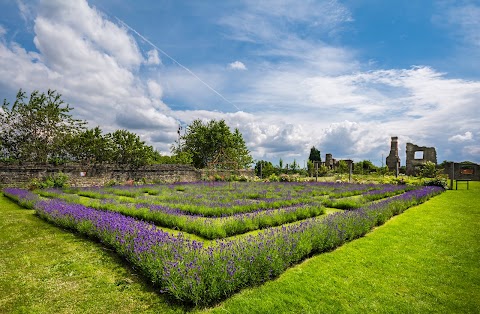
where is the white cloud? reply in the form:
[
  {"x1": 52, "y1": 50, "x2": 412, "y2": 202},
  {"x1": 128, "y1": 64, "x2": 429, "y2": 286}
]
[
  {"x1": 449, "y1": 131, "x2": 473, "y2": 142},
  {"x1": 443, "y1": 2, "x2": 480, "y2": 47},
  {"x1": 147, "y1": 80, "x2": 163, "y2": 99},
  {"x1": 146, "y1": 49, "x2": 161, "y2": 65},
  {"x1": 1, "y1": 0, "x2": 480, "y2": 165},
  {"x1": 229, "y1": 61, "x2": 247, "y2": 71},
  {"x1": 0, "y1": 0, "x2": 175, "y2": 147},
  {"x1": 463, "y1": 145, "x2": 480, "y2": 156},
  {"x1": 36, "y1": 0, "x2": 143, "y2": 68},
  {"x1": 220, "y1": 0, "x2": 352, "y2": 43},
  {"x1": 0, "y1": 25, "x2": 6, "y2": 37},
  {"x1": 17, "y1": 0, "x2": 33, "y2": 23}
]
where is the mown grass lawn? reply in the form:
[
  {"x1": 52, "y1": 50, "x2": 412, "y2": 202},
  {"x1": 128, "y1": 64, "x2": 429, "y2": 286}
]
[{"x1": 1, "y1": 182, "x2": 479, "y2": 313}]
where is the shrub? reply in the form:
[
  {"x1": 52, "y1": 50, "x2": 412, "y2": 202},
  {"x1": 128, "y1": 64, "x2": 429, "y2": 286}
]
[
  {"x1": 27, "y1": 172, "x2": 69, "y2": 189},
  {"x1": 423, "y1": 178, "x2": 448, "y2": 189}
]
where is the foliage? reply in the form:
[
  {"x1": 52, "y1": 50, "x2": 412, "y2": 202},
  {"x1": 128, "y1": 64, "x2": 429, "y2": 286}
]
[
  {"x1": 308, "y1": 146, "x2": 321, "y2": 163},
  {"x1": 152, "y1": 151, "x2": 193, "y2": 164},
  {"x1": 255, "y1": 160, "x2": 275, "y2": 178},
  {"x1": 174, "y1": 119, "x2": 253, "y2": 169},
  {"x1": 419, "y1": 161, "x2": 440, "y2": 178},
  {"x1": 423, "y1": 178, "x2": 448, "y2": 189},
  {"x1": 336, "y1": 160, "x2": 349, "y2": 174},
  {"x1": 28, "y1": 172, "x2": 70, "y2": 189},
  {"x1": 67, "y1": 126, "x2": 111, "y2": 164},
  {"x1": 106, "y1": 129, "x2": 157, "y2": 167},
  {"x1": 353, "y1": 160, "x2": 377, "y2": 174},
  {"x1": 0, "y1": 89, "x2": 86, "y2": 163}
]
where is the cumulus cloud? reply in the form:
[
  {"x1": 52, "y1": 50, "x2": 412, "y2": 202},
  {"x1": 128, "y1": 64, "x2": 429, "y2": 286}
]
[
  {"x1": 449, "y1": 131, "x2": 473, "y2": 142},
  {"x1": 0, "y1": 0, "x2": 176, "y2": 144},
  {"x1": 1, "y1": 0, "x2": 480, "y2": 165},
  {"x1": 229, "y1": 61, "x2": 247, "y2": 70}
]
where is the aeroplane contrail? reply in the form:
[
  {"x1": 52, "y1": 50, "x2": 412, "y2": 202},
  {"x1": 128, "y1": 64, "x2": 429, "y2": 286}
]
[{"x1": 114, "y1": 16, "x2": 241, "y2": 112}]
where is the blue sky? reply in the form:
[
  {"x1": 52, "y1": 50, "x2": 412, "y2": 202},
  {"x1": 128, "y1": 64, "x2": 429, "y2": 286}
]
[{"x1": 0, "y1": 0, "x2": 479, "y2": 167}]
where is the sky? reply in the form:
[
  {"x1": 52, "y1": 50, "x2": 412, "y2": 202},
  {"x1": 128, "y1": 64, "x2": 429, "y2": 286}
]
[{"x1": 0, "y1": 0, "x2": 479, "y2": 167}]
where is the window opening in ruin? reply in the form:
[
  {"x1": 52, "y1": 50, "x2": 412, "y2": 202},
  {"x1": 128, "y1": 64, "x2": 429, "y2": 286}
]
[{"x1": 414, "y1": 151, "x2": 424, "y2": 160}]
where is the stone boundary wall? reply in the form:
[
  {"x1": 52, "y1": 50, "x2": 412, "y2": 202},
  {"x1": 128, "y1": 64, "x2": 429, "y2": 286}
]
[{"x1": 0, "y1": 163, "x2": 201, "y2": 187}]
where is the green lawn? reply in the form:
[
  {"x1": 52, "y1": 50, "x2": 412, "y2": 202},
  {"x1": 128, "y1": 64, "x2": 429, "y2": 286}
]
[{"x1": 1, "y1": 182, "x2": 479, "y2": 313}]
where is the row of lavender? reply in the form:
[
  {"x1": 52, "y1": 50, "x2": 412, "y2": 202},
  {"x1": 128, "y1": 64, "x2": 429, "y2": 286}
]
[
  {"x1": 3, "y1": 185, "x2": 443, "y2": 305},
  {"x1": 63, "y1": 181, "x2": 393, "y2": 216},
  {"x1": 37, "y1": 188, "x2": 326, "y2": 239},
  {"x1": 35, "y1": 182, "x2": 410, "y2": 239}
]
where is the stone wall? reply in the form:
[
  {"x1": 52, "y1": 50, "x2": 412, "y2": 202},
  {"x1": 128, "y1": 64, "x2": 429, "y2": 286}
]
[
  {"x1": 0, "y1": 163, "x2": 201, "y2": 187},
  {"x1": 405, "y1": 143, "x2": 437, "y2": 176}
]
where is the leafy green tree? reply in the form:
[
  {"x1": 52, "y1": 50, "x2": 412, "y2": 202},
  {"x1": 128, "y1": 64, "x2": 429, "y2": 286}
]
[
  {"x1": 308, "y1": 146, "x2": 321, "y2": 163},
  {"x1": 175, "y1": 119, "x2": 253, "y2": 169},
  {"x1": 255, "y1": 160, "x2": 275, "y2": 178},
  {"x1": 0, "y1": 89, "x2": 86, "y2": 163},
  {"x1": 354, "y1": 160, "x2": 378, "y2": 174},
  {"x1": 336, "y1": 160, "x2": 349, "y2": 174},
  {"x1": 151, "y1": 151, "x2": 193, "y2": 165},
  {"x1": 68, "y1": 127, "x2": 111, "y2": 164},
  {"x1": 307, "y1": 160, "x2": 314, "y2": 176},
  {"x1": 106, "y1": 130, "x2": 156, "y2": 167},
  {"x1": 291, "y1": 159, "x2": 299, "y2": 172}
]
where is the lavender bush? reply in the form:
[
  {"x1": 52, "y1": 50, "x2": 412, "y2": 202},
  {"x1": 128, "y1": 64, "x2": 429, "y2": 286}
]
[{"x1": 6, "y1": 184, "x2": 443, "y2": 305}]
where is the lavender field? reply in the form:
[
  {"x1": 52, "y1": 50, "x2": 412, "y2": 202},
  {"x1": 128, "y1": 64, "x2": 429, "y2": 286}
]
[{"x1": 3, "y1": 182, "x2": 444, "y2": 305}]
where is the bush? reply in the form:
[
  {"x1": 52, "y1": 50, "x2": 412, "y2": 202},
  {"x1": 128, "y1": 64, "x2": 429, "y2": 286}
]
[
  {"x1": 423, "y1": 178, "x2": 448, "y2": 189},
  {"x1": 27, "y1": 172, "x2": 69, "y2": 189},
  {"x1": 267, "y1": 174, "x2": 280, "y2": 182}
]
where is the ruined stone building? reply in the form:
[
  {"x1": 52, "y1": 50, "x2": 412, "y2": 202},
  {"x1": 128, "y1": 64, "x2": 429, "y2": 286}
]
[
  {"x1": 385, "y1": 137, "x2": 438, "y2": 176},
  {"x1": 323, "y1": 153, "x2": 353, "y2": 170},
  {"x1": 405, "y1": 143, "x2": 437, "y2": 175}
]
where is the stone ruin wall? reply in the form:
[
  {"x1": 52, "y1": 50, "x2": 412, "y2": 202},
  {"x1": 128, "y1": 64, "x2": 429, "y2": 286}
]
[
  {"x1": 405, "y1": 143, "x2": 437, "y2": 176},
  {"x1": 0, "y1": 163, "x2": 201, "y2": 187},
  {"x1": 386, "y1": 136, "x2": 400, "y2": 173}
]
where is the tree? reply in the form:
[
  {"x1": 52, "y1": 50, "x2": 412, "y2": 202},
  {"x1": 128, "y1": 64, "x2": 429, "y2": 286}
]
[
  {"x1": 107, "y1": 129, "x2": 156, "y2": 167},
  {"x1": 68, "y1": 126, "x2": 111, "y2": 164},
  {"x1": 0, "y1": 89, "x2": 86, "y2": 162},
  {"x1": 291, "y1": 159, "x2": 299, "y2": 172},
  {"x1": 307, "y1": 160, "x2": 314, "y2": 176},
  {"x1": 337, "y1": 160, "x2": 349, "y2": 174},
  {"x1": 308, "y1": 146, "x2": 321, "y2": 163},
  {"x1": 353, "y1": 160, "x2": 377, "y2": 174},
  {"x1": 175, "y1": 119, "x2": 253, "y2": 169},
  {"x1": 254, "y1": 160, "x2": 275, "y2": 178}
]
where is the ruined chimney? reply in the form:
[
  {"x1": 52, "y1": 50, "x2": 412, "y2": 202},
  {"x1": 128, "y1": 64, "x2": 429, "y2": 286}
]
[{"x1": 386, "y1": 137, "x2": 400, "y2": 174}]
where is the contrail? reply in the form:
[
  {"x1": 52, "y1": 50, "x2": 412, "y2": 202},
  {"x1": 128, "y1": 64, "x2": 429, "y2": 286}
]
[{"x1": 114, "y1": 16, "x2": 241, "y2": 112}]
